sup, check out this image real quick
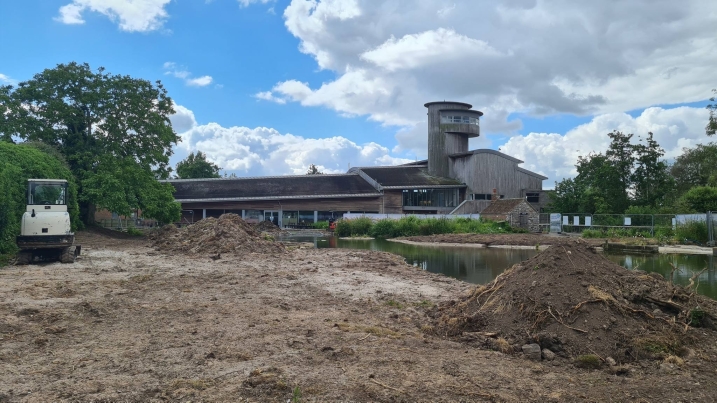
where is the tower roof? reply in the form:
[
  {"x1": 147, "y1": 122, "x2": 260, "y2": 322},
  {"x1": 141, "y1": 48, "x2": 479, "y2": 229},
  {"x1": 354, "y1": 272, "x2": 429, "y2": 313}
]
[{"x1": 424, "y1": 101, "x2": 472, "y2": 108}]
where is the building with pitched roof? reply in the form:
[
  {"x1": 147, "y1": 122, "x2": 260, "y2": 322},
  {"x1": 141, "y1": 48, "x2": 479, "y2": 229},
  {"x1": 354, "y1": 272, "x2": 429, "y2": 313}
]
[{"x1": 164, "y1": 102, "x2": 548, "y2": 226}]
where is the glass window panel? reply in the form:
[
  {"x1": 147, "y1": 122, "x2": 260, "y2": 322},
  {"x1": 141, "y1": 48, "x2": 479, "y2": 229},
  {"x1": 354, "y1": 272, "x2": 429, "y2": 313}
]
[{"x1": 299, "y1": 211, "x2": 315, "y2": 224}]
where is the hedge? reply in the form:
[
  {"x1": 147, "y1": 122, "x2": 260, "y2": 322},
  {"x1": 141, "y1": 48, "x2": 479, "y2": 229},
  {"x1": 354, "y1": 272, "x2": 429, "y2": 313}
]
[{"x1": 0, "y1": 142, "x2": 80, "y2": 256}]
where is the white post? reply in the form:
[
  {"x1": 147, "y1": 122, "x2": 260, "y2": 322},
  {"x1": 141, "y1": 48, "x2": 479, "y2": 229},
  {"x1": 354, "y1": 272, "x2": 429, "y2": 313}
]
[
  {"x1": 202, "y1": 209, "x2": 206, "y2": 219},
  {"x1": 241, "y1": 210, "x2": 245, "y2": 219},
  {"x1": 314, "y1": 211, "x2": 318, "y2": 223}
]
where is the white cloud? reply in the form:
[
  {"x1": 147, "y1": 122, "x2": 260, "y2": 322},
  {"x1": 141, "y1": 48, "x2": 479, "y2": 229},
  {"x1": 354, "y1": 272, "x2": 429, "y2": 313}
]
[
  {"x1": 56, "y1": 0, "x2": 172, "y2": 32},
  {"x1": 255, "y1": 91, "x2": 287, "y2": 104},
  {"x1": 0, "y1": 73, "x2": 17, "y2": 85},
  {"x1": 163, "y1": 62, "x2": 214, "y2": 87},
  {"x1": 361, "y1": 28, "x2": 503, "y2": 72},
  {"x1": 500, "y1": 106, "x2": 712, "y2": 187},
  {"x1": 169, "y1": 104, "x2": 197, "y2": 134},
  {"x1": 186, "y1": 76, "x2": 213, "y2": 87},
  {"x1": 237, "y1": 0, "x2": 273, "y2": 7},
  {"x1": 170, "y1": 105, "x2": 411, "y2": 176},
  {"x1": 267, "y1": 0, "x2": 717, "y2": 131}
]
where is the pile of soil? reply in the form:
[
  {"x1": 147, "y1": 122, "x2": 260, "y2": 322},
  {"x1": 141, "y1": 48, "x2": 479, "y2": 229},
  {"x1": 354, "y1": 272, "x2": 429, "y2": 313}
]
[
  {"x1": 433, "y1": 240, "x2": 717, "y2": 364},
  {"x1": 150, "y1": 214, "x2": 285, "y2": 255},
  {"x1": 253, "y1": 220, "x2": 284, "y2": 234}
]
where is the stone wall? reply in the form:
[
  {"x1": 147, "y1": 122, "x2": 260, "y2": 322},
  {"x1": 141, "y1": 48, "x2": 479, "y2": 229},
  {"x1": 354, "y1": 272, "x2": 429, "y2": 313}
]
[{"x1": 507, "y1": 201, "x2": 540, "y2": 232}]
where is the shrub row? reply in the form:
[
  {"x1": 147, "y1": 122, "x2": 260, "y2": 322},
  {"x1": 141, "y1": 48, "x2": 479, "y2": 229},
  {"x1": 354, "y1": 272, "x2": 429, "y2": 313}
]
[
  {"x1": 334, "y1": 216, "x2": 523, "y2": 238},
  {"x1": 581, "y1": 222, "x2": 710, "y2": 244}
]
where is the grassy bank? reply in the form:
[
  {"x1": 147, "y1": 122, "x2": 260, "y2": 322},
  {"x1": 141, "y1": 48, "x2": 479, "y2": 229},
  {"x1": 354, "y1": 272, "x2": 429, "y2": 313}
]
[
  {"x1": 334, "y1": 216, "x2": 524, "y2": 238},
  {"x1": 581, "y1": 221, "x2": 710, "y2": 245}
]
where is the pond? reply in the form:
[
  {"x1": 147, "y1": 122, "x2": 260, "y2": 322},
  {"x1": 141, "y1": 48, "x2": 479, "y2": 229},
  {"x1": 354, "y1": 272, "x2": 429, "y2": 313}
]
[{"x1": 282, "y1": 236, "x2": 717, "y2": 299}]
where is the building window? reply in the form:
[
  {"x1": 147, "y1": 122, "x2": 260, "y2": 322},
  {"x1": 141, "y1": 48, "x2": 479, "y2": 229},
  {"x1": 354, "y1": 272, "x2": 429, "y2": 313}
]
[
  {"x1": 473, "y1": 193, "x2": 504, "y2": 200},
  {"x1": 440, "y1": 115, "x2": 480, "y2": 125},
  {"x1": 526, "y1": 192, "x2": 540, "y2": 203},
  {"x1": 402, "y1": 189, "x2": 458, "y2": 207}
]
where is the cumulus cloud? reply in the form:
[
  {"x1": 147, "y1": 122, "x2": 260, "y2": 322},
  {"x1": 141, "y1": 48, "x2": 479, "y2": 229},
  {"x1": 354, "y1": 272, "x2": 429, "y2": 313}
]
[
  {"x1": 237, "y1": 0, "x2": 274, "y2": 6},
  {"x1": 56, "y1": 0, "x2": 172, "y2": 32},
  {"x1": 255, "y1": 91, "x2": 287, "y2": 104},
  {"x1": 263, "y1": 0, "x2": 717, "y2": 130},
  {"x1": 170, "y1": 105, "x2": 411, "y2": 176},
  {"x1": 500, "y1": 106, "x2": 712, "y2": 187},
  {"x1": 0, "y1": 73, "x2": 17, "y2": 85},
  {"x1": 163, "y1": 62, "x2": 214, "y2": 87}
]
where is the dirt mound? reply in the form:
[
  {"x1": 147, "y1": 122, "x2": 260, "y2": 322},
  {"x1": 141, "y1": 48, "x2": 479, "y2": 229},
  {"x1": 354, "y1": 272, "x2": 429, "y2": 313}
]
[
  {"x1": 253, "y1": 220, "x2": 284, "y2": 234},
  {"x1": 150, "y1": 214, "x2": 285, "y2": 255},
  {"x1": 433, "y1": 240, "x2": 717, "y2": 364}
]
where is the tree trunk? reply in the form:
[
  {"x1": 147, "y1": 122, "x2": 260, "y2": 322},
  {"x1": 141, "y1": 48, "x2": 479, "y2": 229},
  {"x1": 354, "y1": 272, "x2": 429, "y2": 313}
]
[{"x1": 80, "y1": 201, "x2": 96, "y2": 225}]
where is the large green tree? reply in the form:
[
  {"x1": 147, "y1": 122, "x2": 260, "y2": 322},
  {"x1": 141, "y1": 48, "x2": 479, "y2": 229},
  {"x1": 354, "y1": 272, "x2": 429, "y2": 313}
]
[
  {"x1": 670, "y1": 143, "x2": 717, "y2": 193},
  {"x1": 0, "y1": 62, "x2": 181, "y2": 224},
  {"x1": 175, "y1": 151, "x2": 221, "y2": 179},
  {"x1": 631, "y1": 132, "x2": 674, "y2": 207},
  {"x1": 549, "y1": 131, "x2": 673, "y2": 214}
]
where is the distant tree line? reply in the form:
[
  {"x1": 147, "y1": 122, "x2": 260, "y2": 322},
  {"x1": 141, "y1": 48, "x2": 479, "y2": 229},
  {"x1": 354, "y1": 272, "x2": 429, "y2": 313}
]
[{"x1": 549, "y1": 94, "x2": 717, "y2": 214}]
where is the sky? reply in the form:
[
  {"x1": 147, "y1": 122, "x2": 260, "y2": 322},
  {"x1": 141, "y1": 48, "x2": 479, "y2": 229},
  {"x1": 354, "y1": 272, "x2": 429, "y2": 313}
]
[{"x1": 1, "y1": 0, "x2": 716, "y2": 187}]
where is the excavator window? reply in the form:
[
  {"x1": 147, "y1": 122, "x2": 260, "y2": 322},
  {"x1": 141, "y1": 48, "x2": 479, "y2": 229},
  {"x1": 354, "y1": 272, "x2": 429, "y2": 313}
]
[{"x1": 28, "y1": 183, "x2": 67, "y2": 205}]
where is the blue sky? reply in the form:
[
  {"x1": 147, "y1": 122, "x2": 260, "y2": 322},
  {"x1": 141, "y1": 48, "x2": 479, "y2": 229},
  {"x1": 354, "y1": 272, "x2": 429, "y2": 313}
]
[{"x1": 1, "y1": 0, "x2": 715, "y2": 185}]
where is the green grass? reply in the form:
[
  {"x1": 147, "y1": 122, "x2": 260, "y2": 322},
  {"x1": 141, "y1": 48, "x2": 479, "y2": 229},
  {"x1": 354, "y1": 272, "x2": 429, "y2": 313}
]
[
  {"x1": 312, "y1": 221, "x2": 329, "y2": 230},
  {"x1": 335, "y1": 216, "x2": 523, "y2": 238},
  {"x1": 126, "y1": 227, "x2": 144, "y2": 236},
  {"x1": 292, "y1": 386, "x2": 302, "y2": 403},
  {"x1": 385, "y1": 300, "x2": 404, "y2": 309}
]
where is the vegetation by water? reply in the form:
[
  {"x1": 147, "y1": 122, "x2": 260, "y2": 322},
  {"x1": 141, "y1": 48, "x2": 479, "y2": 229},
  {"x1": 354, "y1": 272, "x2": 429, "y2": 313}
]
[
  {"x1": 581, "y1": 221, "x2": 710, "y2": 244},
  {"x1": 334, "y1": 216, "x2": 524, "y2": 238}
]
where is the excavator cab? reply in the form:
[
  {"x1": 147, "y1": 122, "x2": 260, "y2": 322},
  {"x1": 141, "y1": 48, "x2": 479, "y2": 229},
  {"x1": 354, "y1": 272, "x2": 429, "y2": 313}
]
[{"x1": 15, "y1": 179, "x2": 80, "y2": 265}]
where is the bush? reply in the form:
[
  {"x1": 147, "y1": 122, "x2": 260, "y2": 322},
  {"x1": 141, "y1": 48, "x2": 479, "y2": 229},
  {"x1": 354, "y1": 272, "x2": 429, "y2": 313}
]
[
  {"x1": 349, "y1": 217, "x2": 373, "y2": 236},
  {"x1": 681, "y1": 186, "x2": 717, "y2": 213},
  {"x1": 334, "y1": 219, "x2": 351, "y2": 237},
  {"x1": 312, "y1": 221, "x2": 329, "y2": 230},
  {"x1": 0, "y1": 142, "x2": 80, "y2": 258},
  {"x1": 370, "y1": 219, "x2": 397, "y2": 239},
  {"x1": 395, "y1": 216, "x2": 421, "y2": 236},
  {"x1": 581, "y1": 229, "x2": 604, "y2": 238},
  {"x1": 675, "y1": 221, "x2": 709, "y2": 243}
]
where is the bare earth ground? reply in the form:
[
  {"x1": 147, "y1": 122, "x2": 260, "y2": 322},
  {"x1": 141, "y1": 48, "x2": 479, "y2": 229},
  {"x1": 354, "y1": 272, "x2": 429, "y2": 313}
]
[{"x1": 1, "y1": 230, "x2": 716, "y2": 402}]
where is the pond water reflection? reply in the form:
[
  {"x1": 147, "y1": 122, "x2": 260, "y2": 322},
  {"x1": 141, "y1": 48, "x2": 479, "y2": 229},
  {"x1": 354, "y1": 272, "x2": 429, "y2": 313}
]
[{"x1": 284, "y1": 236, "x2": 717, "y2": 299}]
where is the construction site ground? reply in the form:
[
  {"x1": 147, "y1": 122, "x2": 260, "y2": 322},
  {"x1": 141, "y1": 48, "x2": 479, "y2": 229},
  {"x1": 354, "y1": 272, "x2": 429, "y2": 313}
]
[{"x1": 1, "y1": 228, "x2": 716, "y2": 402}]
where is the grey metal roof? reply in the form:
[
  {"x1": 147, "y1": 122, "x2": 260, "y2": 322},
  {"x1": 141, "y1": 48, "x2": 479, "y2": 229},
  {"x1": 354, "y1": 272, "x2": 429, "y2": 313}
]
[
  {"x1": 353, "y1": 166, "x2": 466, "y2": 188},
  {"x1": 166, "y1": 174, "x2": 381, "y2": 201},
  {"x1": 517, "y1": 167, "x2": 548, "y2": 180},
  {"x1": 424, "y1": 101, "x2": 472, "y2": 108},
  {"x1": 448, "y1": 149, "x2": 524, "y2": 163}
]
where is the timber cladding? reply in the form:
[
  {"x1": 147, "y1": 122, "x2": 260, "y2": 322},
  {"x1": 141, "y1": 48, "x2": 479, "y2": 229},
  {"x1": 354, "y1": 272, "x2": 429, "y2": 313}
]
[{"x1": 382, "y1": 190, "x2": 404, "y2": 213}]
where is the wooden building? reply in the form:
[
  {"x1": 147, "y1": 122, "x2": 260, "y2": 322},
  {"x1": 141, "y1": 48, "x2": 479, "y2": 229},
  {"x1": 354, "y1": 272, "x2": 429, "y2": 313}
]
[{"x1": 164, "y1": 101, "x2": 549, "y2": 226}]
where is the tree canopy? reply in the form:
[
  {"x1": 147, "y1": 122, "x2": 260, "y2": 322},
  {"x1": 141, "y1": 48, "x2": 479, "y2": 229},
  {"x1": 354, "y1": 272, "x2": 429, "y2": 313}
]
[
  {"x1": 175, "y1": 151, "x2": 221, "y2": 179},
  {"x1": 306, "y1": 164, "x2": 324, "y2": 175},
  {"x1": 0, "y1": 62, "x2": 181, "y2": 224},
  {"x1": 549, "y1": 131, "x2": 673, "y2": 214}
]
